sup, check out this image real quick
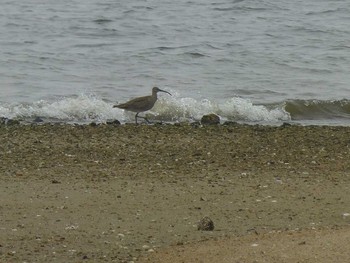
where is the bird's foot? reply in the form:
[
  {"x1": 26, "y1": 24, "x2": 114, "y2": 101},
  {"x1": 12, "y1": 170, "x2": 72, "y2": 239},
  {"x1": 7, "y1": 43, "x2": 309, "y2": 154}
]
[{"x1": 136, "y1": 116, "x2": 151, "y2": 124}]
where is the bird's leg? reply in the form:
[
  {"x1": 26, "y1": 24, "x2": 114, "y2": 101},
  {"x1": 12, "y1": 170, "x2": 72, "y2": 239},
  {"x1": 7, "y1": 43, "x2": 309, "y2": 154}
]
[
  {"x1": 135, "y1": 113, "x2": 139, "y2": 124},
  {"x1": 143, "y1": 116, "x2": 151, "y2": 124},
  {"x1": 135, "y1": 113, "x2": 151, "y2": 124},
  {"x1": 138, "y1": 116, "x2": 151, "y2": 124}
]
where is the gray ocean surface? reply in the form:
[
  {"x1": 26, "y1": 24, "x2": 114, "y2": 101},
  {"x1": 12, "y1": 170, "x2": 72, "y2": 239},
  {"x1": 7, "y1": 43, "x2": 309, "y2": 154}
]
[{"x1": 0, "y1": 0, "x2": 349, "y2": 124}]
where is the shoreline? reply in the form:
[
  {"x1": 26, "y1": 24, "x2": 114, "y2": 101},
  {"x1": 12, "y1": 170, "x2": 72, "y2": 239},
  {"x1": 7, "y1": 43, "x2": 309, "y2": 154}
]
[
  {"x1": 1, "y1": 123, "x2": 350, "y2": 262},
  {"x1": 3, "y1": 114, "x2": 350, "y2": 127}
]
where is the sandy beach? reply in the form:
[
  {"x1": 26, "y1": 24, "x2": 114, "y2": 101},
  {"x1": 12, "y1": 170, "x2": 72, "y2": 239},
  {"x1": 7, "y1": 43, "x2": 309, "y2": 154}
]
[{"x1": 1, "y1": 122, "x2": 350, "y2": 262}]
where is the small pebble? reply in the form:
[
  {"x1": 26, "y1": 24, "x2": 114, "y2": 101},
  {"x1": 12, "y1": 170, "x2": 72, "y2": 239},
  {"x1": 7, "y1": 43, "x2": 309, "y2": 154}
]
[
  {"x1": 197, "y1": 216, "x2": 214, "y2": 231},
  {"x1": 142, "y1": 245, "x2": 150, "y2": 250}
]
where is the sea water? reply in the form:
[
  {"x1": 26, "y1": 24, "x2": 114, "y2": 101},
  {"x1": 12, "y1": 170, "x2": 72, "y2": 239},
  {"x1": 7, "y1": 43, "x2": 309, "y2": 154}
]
[{"x1": 1, "y1": 0, "x2": 349, "y2": 124}]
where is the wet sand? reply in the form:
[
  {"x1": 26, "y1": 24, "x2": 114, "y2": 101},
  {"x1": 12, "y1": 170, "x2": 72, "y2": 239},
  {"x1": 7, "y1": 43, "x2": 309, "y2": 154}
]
[{"x1": 1, "y1": 123, "x2": 350, "y2": 262}]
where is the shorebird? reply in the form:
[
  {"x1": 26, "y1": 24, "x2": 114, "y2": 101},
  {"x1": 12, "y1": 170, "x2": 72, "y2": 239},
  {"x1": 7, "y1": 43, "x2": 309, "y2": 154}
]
[{"x1": 113, "y1": 87, "x2": 171, "y2": 124}]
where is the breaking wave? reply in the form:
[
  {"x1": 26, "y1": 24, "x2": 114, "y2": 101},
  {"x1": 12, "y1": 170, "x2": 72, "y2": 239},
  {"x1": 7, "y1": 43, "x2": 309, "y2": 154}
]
[
  {"x1": 1, "y1": 93, "x2": 349, "y2": 125},
  {"x1": 0, "y1": 93, "x2": 290, "y2": 124}
]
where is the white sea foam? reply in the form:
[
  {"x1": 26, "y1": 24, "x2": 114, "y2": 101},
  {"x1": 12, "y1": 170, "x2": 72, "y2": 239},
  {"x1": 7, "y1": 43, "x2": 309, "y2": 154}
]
[
  {"x1": 219, "y1": 97, "x2": 290, "y2": 122},
  {"x1": 0, "y1": 93, "x2": 290, "y2": 123},
  {"x1": 154, "y1": 93, "x2": 290, "y2": 123},
  {"x1": 0, "y1": 94, "x2": 122, "y2": 123}
]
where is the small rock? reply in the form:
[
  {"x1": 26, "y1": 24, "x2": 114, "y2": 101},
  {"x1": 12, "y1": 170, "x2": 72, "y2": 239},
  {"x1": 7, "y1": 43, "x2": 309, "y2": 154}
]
[
  {"x1": 106, "y1": 119, "x2": 121, "y2": 125},
  {"x1": 142, "y1": 245, "x2": 150, "y2": 250},
  {"x1": 197, "y1": 216, "x2": 214, "y2": 231},
  {"x1": 34, "y1": 117, "x2": 44, "y2": 123},
  {"x1": 52, "y1": 179, "x2": 61, "y2": 184},
  {"x1": 201, "y1": 114, "x2": 220, "y2": 125},
  {"x1": 281, "y1": 122, "x2": 292, "y2": 128},
  {"x1": 342, "y1": 213, "x2": 350, "y2": 218}
]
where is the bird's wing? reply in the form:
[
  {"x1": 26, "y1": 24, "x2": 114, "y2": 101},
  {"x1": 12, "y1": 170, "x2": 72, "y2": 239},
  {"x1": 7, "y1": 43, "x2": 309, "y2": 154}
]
[{"x1": 114, "y1": 96, "x2": 155, "y2": 112}]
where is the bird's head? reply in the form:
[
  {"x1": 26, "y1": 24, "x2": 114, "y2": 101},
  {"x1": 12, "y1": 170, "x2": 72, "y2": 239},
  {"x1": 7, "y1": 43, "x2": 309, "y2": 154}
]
[{"x1": 152, "y1": 87, "x2": 172, "y2": 96}]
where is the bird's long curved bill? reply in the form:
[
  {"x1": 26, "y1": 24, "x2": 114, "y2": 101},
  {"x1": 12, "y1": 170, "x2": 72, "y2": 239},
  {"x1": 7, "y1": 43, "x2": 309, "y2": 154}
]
[{"x1": 159, "y1": 89, "x2": 172, "y2": 96}]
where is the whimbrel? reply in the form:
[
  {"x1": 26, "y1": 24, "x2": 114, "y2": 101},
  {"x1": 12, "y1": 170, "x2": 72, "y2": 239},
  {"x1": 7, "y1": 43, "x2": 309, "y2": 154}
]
[{"x1": 113, "y1": 87, "x2": 171, "y2": 124}]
